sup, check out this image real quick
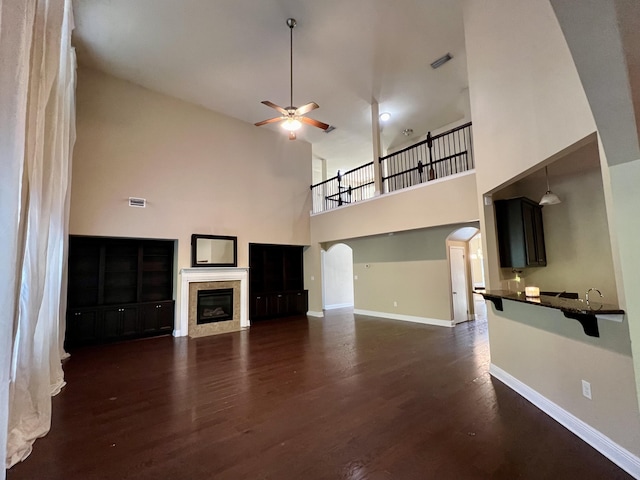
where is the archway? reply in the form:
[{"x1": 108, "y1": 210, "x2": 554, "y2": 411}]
[
  {"x1": 321, "y1": 243, "x2": 354, "y2": 310},
  {"x1": 446, "y1": 227, "x2": 480, "y2": 324}
]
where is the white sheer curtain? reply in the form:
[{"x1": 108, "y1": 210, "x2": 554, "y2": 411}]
[{"x1": 0, "y1": 0, "x2": 76, "y2": 475}]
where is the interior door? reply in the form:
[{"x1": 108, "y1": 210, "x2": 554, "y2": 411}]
[{"x1": 450, "y1": 246, "x2": 470, "y2": 324}]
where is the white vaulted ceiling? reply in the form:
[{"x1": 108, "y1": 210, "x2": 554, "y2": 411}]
[{"x1": 72, "y1": 0, "x2": 468, "y2": 174}]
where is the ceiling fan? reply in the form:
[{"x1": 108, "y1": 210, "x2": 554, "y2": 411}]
[{"x1": 255, "y1": 18, "x2": 330, "y2": 140}]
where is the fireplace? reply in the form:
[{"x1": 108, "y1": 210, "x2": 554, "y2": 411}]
[
  {"x1": 197, "y1": 288, "x2": 233, "y2": 324},
  {"x1": 179, "y1": 267, "x2": 249, "y2": 338}
]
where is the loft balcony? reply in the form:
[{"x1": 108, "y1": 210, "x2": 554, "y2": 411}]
[{"x1": 310, "y1": 122, "x2": 474, "y2": 214}]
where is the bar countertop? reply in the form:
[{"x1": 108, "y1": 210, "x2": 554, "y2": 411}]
[{"x1": 480, "y1": 290, "x2": 625, "y2": 337}]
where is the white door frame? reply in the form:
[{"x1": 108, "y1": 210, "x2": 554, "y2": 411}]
[{"x1": 449, "y1": 245, "x2": 470, "y2": 324}]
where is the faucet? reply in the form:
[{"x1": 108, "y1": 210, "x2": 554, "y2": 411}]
[{"x1": 585, "y1": 288, "x2": 603, "y2": 306}]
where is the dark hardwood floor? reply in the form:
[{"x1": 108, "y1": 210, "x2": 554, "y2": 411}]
[{"x1": 7, "y1": 309, "x2": 632, "y2": 479}]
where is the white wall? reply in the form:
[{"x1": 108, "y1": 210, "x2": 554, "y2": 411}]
[
  {"x1": 322, "y1": 243, "x2": 354, "y2": 309},
  {"x1": 468, "y1": 233, "x2": 485, "y2": 288},
  {"x1": 464, "y1": 0, "x2": 640, "y2": 462}
]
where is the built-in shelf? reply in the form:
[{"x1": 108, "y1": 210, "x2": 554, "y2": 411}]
[{"x1": 481, "y1": 290, "x2": 625, "y2": 338}]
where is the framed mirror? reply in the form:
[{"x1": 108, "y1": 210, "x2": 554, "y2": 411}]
[{"x1": 191, "y1": 234, "x2": 237, "y2": 267}]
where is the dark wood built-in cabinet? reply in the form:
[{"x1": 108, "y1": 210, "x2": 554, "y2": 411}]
[
  {"x1": 66, "y1": 236, "x2": 175, "y2": 347},
  {"x1": 249, "y1": 243, "x2": 308, "y2": 320},
  {"x1": 495, "y1": 197, "x2": 547, "y2": 268}
]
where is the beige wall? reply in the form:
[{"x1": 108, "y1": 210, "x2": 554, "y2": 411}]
[
  {"x1": 551, "y1": 0, "x2": 640, "y2": 419},
  {"x1": 307, "y1": 171, "x2": 479, "y2": 314},
  {"x1": 494, "y1": 140, "x2": 619, "y2": 303},
  {"x1": 464, "y1": 0, "x2": 640, "y2": 458},
  {"x1": 344, "y1": 225, "x2": 477, "y2": 321},
  {"x1": 71, "y1": 68, "x2": 312, "y2": 317},
  {"x1": 489, "y1": 303, "x2": 640, "y2": 455},
  {"x1": 310, "y1": 171, "x2": 478, "y2": 244},
  {"x1": 465, "y1": 0, "x2": 596, "y2": 197}
]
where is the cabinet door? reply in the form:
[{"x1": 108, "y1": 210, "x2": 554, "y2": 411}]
[
  {"x1": 67, "y1": 309, "x2": 101, "y2": 345},
  {"x1": 139, "y1": 303, "x2": 159, "y2": 333},
  {"x1": 121, "y1": 307, "x2": 140, "y2": 337},
  {"x1": 138, "y1": 301, "x2": 174, "y2": 334},
  {"x1": 156, "y1": 301, "x2": 175, "y2": 332},
  {"x1": 253, "y1": 294, "x2": 268, "y2": 319},
  {"x1": 103, "y1": 308, "x2": 122, "y2": 340},
  {"x1": 291, "y1": 291, "x2": 308, "y2": 315},
  {"x1": 495, "y1": 197, "x2": 547, "y2": 268},
  {"x1": 103, "y1": 306, "x2": 138, "y2": 340},
  {"x1": 273, "y1": 293, "x2": 288, "y2": 316},
  {"x1": 522, "y1": 202, "x2": 538, "y2": 266},
  {"x1": 532, "y1": 206, "x2": 547, "y2": 266}
]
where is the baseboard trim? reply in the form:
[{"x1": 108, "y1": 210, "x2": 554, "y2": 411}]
[
  {"x1": 353, "y1": 309, "x2": 454, "y2": 328},
  {"x1": 306, "y1": 310, "x2": 324, "y2": 318},
  {"x1": 490, "y1": 364, "x2": 640, "y2": 479},
  {"x1": 324, "y1": 303, "x2": 354, "y2": 310}
]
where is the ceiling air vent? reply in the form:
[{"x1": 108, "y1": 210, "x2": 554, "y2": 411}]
[
  {"x1": 430, "y1": 53, "x2": 452, "y2": 69},
  {"x1": 128, "y1": 197, "x2": 146, "y2": 208}
]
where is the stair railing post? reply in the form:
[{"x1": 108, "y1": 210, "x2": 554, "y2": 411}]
[{"x1": 427, "y1": 131, "x2": 435, "y2": 180}]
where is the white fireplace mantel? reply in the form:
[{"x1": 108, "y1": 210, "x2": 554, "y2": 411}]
[{"x1": 176, "y1": 267, "x2": 249, "y2": 337}]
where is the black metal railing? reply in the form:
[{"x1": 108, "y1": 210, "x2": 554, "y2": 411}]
[
  {"x1": 379, "y1": 122, "x2": 473, "y2": 193},
  {"x1": 310, "y1": 162, "x2": 375, "y2": 214}
]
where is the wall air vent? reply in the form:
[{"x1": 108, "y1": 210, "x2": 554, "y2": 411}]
[
  {"x1": 430, "y1": 53, "x2": 453, "y2": 69},
  {"x1": 128, "y1": 197, "x2": 146, "y2": 208}
]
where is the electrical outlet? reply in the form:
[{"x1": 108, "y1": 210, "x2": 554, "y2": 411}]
[
  {"x1": 582, "y1": 380, "x2": 592, "y2": 400},
  {"x1": 393, "y1": 301, "x2": 398, "y2": 307},
  {"x1": 310, "y1": 276, "x2": 314, "y2": 281},
  {"x1": 354, "y1": 275, "x2": 358, "y2": 280}
]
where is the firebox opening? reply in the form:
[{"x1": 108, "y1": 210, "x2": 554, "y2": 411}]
[{"x1": 197, "y1": 288, "x2": 234, "y2": 324}]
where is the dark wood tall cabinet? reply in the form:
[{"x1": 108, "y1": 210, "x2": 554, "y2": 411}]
[
  {"x1": 495, "y1": 197, "x2": 547, "y2": 268},
  {"x1": 249, "y1": 243, "x2": 308, "y2": 320},
  {"x1": 66, "y1": 236, "x2": 175, "y2": 347}
]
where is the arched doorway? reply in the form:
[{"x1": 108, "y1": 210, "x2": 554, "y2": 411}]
[
  {"x1": 321, "y1": 243, "x2": 354, "y2": 310},
  {"x1": 447, "y1": 227, "x2": 480, "y2": 324}
]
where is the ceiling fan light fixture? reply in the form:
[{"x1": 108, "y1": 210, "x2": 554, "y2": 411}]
[
  {"x1": 281, "y1": 118, "x2": 302, "y2": 131},
  {"x1": 254, "y1": 18, "x2": 329, "y2": 138}
]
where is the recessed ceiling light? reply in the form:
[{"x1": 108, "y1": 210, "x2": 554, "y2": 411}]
[
  {"x1": 379, "y1": 112, "x2": 391, "y2": 122},
  {"x1": 430, "y1": 53, "x2": 453, "y2": 69}
]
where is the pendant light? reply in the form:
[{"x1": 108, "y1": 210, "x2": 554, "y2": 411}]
[{"x1": 539, "y1": 166, "x2": 561, "y2": 205}]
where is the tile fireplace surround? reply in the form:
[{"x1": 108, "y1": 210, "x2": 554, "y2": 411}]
[{"x1": 177, "y1": 268, "x2": 249, "y2": 337}]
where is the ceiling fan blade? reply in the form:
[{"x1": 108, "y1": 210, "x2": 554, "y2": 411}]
[
  {"x1": 295, "y1": 102, "x2": 319, "y2": 116},
  {"x1": 289, "y1": 131, "x2": 296, "y2": 140},
  {"x1": 254, "y1": 117, "x2": 283, "y2": 127},
  {"x1": 299, "y1": 116, "x2": 330, "y2": 130},
  {"x1": 261, "y1": 100, "x2": 288, "y2": 115}
]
